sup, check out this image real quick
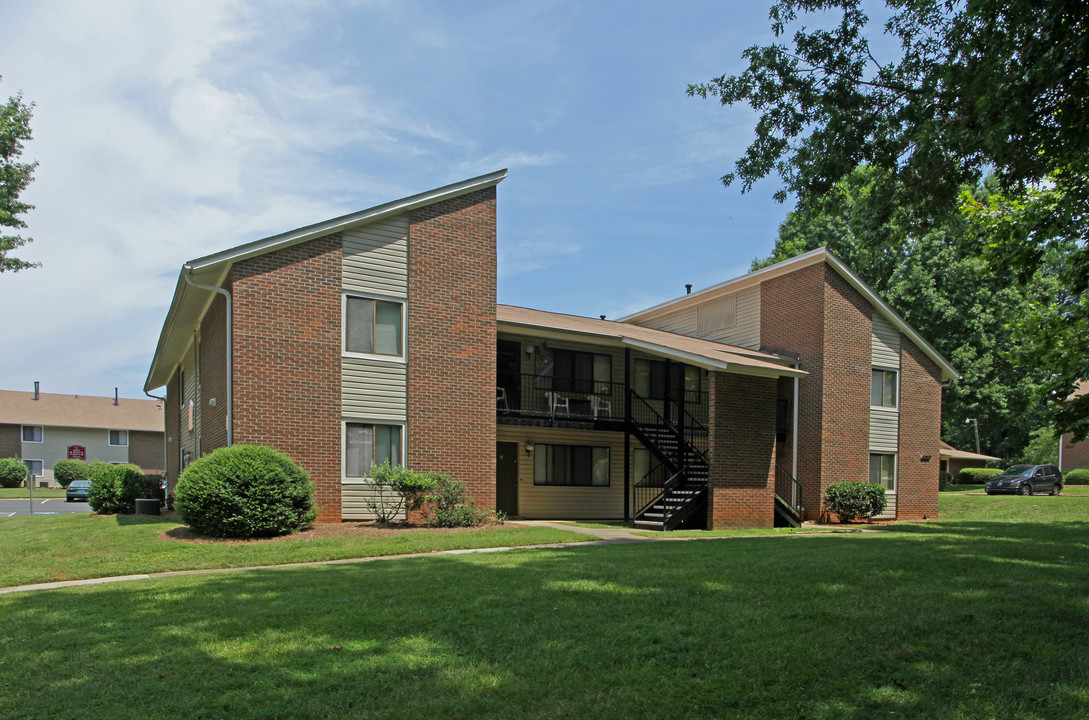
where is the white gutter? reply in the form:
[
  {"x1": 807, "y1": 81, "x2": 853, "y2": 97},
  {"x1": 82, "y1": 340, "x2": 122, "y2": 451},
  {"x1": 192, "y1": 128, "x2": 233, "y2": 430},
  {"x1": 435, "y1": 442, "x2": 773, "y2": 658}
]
[{"x1": 182, "y1": 269, "x2": 233, "y2": 447}]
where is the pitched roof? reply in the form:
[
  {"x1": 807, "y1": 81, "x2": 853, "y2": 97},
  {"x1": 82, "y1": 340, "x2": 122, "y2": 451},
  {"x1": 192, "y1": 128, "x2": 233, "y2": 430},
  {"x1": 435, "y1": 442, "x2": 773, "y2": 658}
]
[
  {"x1": 0, "y1": 390, "x2": 164, "y2": 432},
  {"x1": 145, "y1": 170, "x2": 508, "y2": 391},
  {"x1": 498, "y1": 305, "x2": 805, "y2": 378},
  {"x1": 939, "y1": 440, "x2": 1000, "y2": 462},
  {"x1": 618, "y1": 247, "x2": 959, "y2": 381}
]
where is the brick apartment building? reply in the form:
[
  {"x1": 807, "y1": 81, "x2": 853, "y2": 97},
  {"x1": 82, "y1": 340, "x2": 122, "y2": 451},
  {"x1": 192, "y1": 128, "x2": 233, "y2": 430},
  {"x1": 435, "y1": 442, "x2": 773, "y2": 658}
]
[
  {"x1": 144, "y1": 171, "x2": 957, "y2": 529},
  {"x1": 0, "y1": 387, "x2": 165, "y2": 486}
]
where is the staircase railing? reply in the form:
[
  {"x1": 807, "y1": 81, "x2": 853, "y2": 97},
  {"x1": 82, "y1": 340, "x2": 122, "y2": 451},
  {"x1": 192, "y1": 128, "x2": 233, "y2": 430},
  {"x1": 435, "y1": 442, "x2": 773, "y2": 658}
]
[
  {"x1": 632, "y1": 462, "x2": 681, "y2": 518},
  {"x1": 774, "y1": 463, "x2": 804, "y2": 518},
  {"x1": 629, "y1": 391, "x2": 709, "y2": 473}
]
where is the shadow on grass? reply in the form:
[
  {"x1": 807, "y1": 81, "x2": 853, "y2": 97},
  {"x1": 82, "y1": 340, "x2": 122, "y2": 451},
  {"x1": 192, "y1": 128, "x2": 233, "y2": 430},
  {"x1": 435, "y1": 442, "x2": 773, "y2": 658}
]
[{"x1": 2, "y1": 525, "x2": 1087, "y2": 719}]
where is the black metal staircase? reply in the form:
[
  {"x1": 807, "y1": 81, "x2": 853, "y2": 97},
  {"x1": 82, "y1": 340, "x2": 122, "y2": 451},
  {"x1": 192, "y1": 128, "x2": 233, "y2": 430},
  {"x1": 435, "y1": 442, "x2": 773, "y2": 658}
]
[
  {"x1": 773, "y1": 463, "x2": 804, "y2": 527},
  {"x1": 630, "y1": 391, "x2": 709, "y2": 531}
]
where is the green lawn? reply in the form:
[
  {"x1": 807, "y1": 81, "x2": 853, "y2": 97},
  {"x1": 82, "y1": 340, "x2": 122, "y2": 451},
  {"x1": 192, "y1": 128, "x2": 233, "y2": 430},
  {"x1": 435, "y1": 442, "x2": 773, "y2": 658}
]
[
  {"x1": 2, "y1": 501, "x2": 1087, "y2": 719},
  {"x1": 0, "y1": 487, "x2": 66, "y2": 499},
  {"x1": 0, "y1": 514, "x2": 590, "y2": 587}
]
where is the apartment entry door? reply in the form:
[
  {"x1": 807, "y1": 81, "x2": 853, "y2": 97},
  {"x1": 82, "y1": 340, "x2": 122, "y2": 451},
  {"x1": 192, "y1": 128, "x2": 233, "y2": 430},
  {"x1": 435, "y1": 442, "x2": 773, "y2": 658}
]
[{"x1": 496, "y1": 442, "x2": 519, "y2": 516}]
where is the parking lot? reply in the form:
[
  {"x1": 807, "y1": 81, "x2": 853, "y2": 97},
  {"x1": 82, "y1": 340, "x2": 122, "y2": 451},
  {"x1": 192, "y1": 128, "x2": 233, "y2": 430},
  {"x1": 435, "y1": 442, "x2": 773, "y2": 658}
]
[{"x1": 0, "y1": 498, "x2": 93, "y2": 517}]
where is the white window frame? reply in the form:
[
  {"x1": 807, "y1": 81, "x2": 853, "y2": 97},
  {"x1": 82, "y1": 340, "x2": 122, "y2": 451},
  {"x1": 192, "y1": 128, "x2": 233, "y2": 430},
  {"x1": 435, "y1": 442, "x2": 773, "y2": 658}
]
[
  {"x1": 341, "y1": 419, "x2": 407, "y2": 482},
  {"x1": 869, "y1": 452, "x2": 897, "y2": 493},
  {"x1": 870, "y1": 368, "x2": 899, "y2": 410},
  {"x1": 23, "y1": 459, "x2": 43, "y2": 478},
  {"x1": 108, "y1": 429, "x2": 129, "y2": 447},
  {"x1": 22, "y1": 425, "x2": 43, "y2": 443},
  {"x1": 342, "y1": 293, "x2": 407, "y2": 363}
]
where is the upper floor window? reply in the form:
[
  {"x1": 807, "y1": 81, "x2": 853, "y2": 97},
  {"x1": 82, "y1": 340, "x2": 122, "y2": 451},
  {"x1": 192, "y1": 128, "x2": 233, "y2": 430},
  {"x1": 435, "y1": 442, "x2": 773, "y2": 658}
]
[
  {"x1": 550, "y1": 349, "x2": 611, "y2": 394},
  {"x1": 109, "y1": 430, "x2": 129, "y2": 447},
  {"x1": 633, "y1": 360, "x2": 701, "y2": 401},
  {"x1": 871, "y1": 369, "x2": 898, "y2": 408},
  {"x1": 346, "y1": 296, "x2": 403, "y2": 357},
  {"x1": 22, "y1": 426, "x2": 43, "y2": 443}
]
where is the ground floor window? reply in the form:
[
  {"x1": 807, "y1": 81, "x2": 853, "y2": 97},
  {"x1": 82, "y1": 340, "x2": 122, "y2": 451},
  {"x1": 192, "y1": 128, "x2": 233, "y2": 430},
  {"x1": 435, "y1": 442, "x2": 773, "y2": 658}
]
[
  {"x1": 109, "y1": 429, "x2": 128, "y2": 446},
  {"x1": 869, "y1": 453, "x2": 896, "y2": 491},
  {"x1": 534, "y1": 444, "x2": 610, "y2": 486},
  {"x1": 23, "y1": 459, "x2": 43, "y2": 478},
  {"x1": 345, "y1": 423, "x2": 402, "y2": 477}
]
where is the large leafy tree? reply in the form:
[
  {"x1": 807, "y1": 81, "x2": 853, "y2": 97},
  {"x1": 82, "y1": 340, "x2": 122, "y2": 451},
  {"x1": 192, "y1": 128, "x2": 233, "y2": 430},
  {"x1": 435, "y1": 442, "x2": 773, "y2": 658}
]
[
  {"x1": 690, "y1": 0, "x2": 1089, "y2": 440},
  {"x1": 754, "y1": 167, "x2": 1058, "y2": 459},
  {"x1": 0, "y1": 75, "x2": 38, "y2": 273}
]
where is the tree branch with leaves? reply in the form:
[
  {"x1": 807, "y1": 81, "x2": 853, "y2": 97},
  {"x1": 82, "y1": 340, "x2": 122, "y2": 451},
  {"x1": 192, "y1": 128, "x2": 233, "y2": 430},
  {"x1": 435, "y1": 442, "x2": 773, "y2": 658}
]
[{"x1": 1, "y1": 75, "x2": 39, "y2": 274}]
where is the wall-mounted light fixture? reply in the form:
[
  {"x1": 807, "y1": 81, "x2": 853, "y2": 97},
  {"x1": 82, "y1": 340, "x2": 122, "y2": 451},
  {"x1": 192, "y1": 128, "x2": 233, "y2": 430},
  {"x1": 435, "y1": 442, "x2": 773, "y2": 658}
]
[
  {"x1": 524, "y1": 345, "x2": 535, "y2": 357},
  {"x1": 920, "y1": 455, "x2": 932, "y2": 462},
  {"x1": 524, "y1": 442, "x2": 534, "y2": 455},
  {"x1": 209, "y1": 398, "x2": 217, "y2": 407}
]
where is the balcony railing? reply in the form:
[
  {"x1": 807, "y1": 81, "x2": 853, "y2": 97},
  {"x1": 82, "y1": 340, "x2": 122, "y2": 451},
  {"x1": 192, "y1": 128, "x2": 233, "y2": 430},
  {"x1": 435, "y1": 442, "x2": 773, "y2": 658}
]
[{"x1": 497, "y1": 373, "x2": 625, "y2": 423}]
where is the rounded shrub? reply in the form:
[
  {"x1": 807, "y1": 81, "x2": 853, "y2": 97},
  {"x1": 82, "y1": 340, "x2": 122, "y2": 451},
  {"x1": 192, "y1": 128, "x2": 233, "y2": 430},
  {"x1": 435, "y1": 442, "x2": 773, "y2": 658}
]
[
  {"x1": 175, "y1": 445, "x2": 317, "y2": 538},
  {"x1": 52, "y1": 459, "x2": 90, "y2": 488},
  {"x1": 957, "y1": 467, "x2": 1003, "y2": 485},
  {"x1": 824, "y1": 481, "x2": 887, "y2": 523},
  {"x1": 0, "y1": 457, "x2": 28, "y2": 488},
  {"x1": 1064, "y1": 467, "x2": 1089, "y2": 485},
  {"x1": 88, "y1": 463, "x2": 146, "y2": 514}
]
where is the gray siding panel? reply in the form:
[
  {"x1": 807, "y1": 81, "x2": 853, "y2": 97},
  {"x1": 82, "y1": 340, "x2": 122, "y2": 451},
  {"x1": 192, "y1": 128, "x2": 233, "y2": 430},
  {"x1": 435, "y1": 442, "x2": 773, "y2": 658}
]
[
  {"x1": 631, "y1": 287, "x2": 760, "y2": 349},
  {"x1": 342, "y1": 481, "x2": 405, "y2": 521},
  {"x1": 870, "y1": 409, "x2": 899, "y2": 452},
  {"x1": 343, "y1": 217, "x2": 409, "y2": 298},
  {"x1": 872, "y1": 314, "x2": 901, "y2": 369},
  {"x1": 876, "y1": 492, "x2": 897, "y2": 518},
  {"x1": 342, "y1": 358, "x2": 407, "y2": 420}
]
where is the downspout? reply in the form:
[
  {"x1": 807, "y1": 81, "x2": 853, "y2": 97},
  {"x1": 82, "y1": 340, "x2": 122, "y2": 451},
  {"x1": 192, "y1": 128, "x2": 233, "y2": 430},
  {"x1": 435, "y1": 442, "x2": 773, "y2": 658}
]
[
  {"x1": 143, "y1": 388, "x2": 168, "y2": 479},
  {"x1": 182, "y1": 267, "x2": 233, "y2": 447},
  {"x1": 792, "y1": 361, "x2": 800, "y2": 505}
]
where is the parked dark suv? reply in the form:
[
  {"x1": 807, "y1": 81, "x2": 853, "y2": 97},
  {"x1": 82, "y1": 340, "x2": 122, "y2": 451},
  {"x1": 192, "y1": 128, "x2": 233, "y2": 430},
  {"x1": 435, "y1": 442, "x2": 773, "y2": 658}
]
[{"x1": 985, "y1": 465, "x2": 1063, "y2": 496}]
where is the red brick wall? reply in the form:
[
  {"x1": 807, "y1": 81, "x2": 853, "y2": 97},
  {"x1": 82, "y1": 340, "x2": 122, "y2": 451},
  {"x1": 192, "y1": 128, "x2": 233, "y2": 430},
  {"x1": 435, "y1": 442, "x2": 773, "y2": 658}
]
[
  {"x1": 760, "y1": 263, "x2": 827, "y2": 516},
  {"x1": 707, "y1": 372, "x2": 777, "y2": 528},
  {"x1": 0, "y1": 423, "x2": 19, "y2": 459},
  {"x1": 199, "y1": 292, "x2": 229, "y2": 454},
  {"x1": 165, "y1": 369, "x2": 181, "y2": 492},
  {"x1": 129, "y1": 430, "x2": 165, "y2": 474},
  {"x1": 231, "y1": 235, "x2": 343, "y2": 521},
  {"x1": 1060, "y1": 434, "x2": 1089, "y2": 472},
  {"x1": 897, "y1": 337, "x2": 941, "y2": 520},
  {"x1": 407, "y1": 187, "x2": 497, "y2": 509},
  {"x1": 761, "y1": 262, "x2": 873, "y2": 521}
]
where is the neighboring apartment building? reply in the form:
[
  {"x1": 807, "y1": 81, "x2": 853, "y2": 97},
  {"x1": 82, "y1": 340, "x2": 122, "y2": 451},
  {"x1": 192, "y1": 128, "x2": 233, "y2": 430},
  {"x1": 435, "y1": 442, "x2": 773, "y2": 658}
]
[
  {"x1": 1058, "y1": 382, "x2": 1088, "y2": 472},
  {"x1": 144, "y1": 171, "x2": 956, "y2": 529},
  {"x1": 0, "y1": 387, "x2": 165, "y2": 486}
]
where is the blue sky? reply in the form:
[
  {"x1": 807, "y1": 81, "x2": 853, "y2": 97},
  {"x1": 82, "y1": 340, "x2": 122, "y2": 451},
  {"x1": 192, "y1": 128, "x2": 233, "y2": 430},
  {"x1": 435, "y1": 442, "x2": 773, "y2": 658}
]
[{"x1": 1, "y1": 0, "x2": 798, "y2": 399}]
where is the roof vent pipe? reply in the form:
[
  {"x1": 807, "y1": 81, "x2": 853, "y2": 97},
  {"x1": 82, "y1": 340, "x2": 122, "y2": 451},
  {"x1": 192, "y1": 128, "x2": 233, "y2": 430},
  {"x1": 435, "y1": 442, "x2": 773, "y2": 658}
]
[
  {"x1": 34, "y1": 381, "x2": 39, "y2": 401},
  {"x1": 114, "y1": 388, "x2": 119, "y2": 406},
  {"x1": 600, "y1": 315, "x2": 606, "y2": 320},
  {"x1": 685, "y1": 284, "x2": 693, "y2": 295}
]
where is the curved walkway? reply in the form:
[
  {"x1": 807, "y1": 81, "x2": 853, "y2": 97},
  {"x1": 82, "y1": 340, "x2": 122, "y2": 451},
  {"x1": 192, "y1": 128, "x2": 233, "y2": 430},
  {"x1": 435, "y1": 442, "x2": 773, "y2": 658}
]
[{"x1": 0, "y1": 521, "x2": 866, "y2": 596}]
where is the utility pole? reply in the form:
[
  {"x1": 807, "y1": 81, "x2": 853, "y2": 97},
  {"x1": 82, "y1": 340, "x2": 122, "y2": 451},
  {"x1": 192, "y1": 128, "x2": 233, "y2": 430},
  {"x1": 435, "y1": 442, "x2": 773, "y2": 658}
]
[{"x1": 966, "y1": 418, "x2": 981, "y2": 455}]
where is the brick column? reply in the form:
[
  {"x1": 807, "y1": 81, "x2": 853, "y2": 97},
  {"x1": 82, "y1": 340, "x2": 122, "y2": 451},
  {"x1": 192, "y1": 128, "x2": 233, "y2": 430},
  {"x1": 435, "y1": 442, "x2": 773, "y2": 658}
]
[
  {"x1": 707, "y1": 372, "x2": 777, "y2": 529},
  {"x1": 897, "y1": 338, "x2": 941, "y2": 520},
  {"x1": 407, "y1": 188, "x2": 498, "y2": 509},
  {"x1": 231, "y1": 235, "x2": 343, "y2": 521}
]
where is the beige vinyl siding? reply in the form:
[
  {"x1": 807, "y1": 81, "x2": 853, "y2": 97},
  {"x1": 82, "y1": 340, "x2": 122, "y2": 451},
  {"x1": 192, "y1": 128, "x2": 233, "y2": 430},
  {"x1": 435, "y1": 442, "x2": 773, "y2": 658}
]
[
  {"x1": 342, "y1": 217, "x2": 409, "y2": 298},
  {"x1": 342, "y1": 481, "x2": 404, "y2": 521},
  {"x1": 876, "y1": 492, "x2": 897, "y2": 518},
  {"x1": 872, "y1": 314, "x2": 901, "y2": 369},
  {"x1": 703, "y1": 286, "x2": 760, "y2": 348},
  {"x1": 341, "y1": 215, "x2": 409, "y2": 420},
  {"x1": 499, "y1": 425, "x2": 635, "y2": 519},
  {"x1": 342, "y1": 358, "x2": 407, "y2": 421},
  {"x1": 631, "y1": 287, "x2": 760, "y2": 349},
  {"x1": 870, "y1": 408, "x2": 899, "y2": 452}
]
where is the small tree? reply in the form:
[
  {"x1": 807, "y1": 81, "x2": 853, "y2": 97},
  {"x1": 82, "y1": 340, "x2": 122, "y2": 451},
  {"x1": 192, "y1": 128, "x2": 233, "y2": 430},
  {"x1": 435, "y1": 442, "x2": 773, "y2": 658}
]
[
  {"x1": 824, "y1": 481, "x2": 887, "y2": 524},
  {"x1": 52, "y1": 459, "x2": 90, "y2": 488},
  {"x1": 424, "y1": 475, "x2": 490, "y2": 528},
  {"x1": 0, "y1": 457, "x2": 27, "y2": 488},
  {"x1": 365, "y1": 462, "x2": 436, "y2": 525}
]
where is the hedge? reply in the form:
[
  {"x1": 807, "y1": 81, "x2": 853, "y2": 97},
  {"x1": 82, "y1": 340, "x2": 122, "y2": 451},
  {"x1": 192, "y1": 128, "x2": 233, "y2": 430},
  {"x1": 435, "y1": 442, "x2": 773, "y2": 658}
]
[
  {"x1": 1065, "y1": 467, "x2": 1089, "y2": 485},
  {"x1": 0, "y1": 457, "x2": 27, "y2": 488},
  {"x1": 824, "y1": 481, "x2": 887, "y2": 523},
  {"x1": 52, "y1": 459, "x2": 90, "y2": 488},
  {"x1": 88, "y1": 463, "x2": 148, "y2": 514},
  {"x1": 956, "y1": 467, "x2": 1003, "y2": 485}
]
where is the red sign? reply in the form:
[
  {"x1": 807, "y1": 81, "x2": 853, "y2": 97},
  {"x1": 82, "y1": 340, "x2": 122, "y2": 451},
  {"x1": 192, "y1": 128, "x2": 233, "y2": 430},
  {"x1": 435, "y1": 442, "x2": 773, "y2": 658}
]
[{"x1": 67, "y1": 445, "x2": 86, "y2": 460}]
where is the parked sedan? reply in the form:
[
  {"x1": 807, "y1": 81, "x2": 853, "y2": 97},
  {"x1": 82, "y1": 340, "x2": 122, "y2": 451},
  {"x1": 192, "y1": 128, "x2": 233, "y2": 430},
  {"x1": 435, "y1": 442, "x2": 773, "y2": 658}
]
[
  {"x1": 985, "y1": 465, "x2": 1063, "y2": 496},
  {"x1": 66, "y1": 480, "x2": 92, "y2": 502}
]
